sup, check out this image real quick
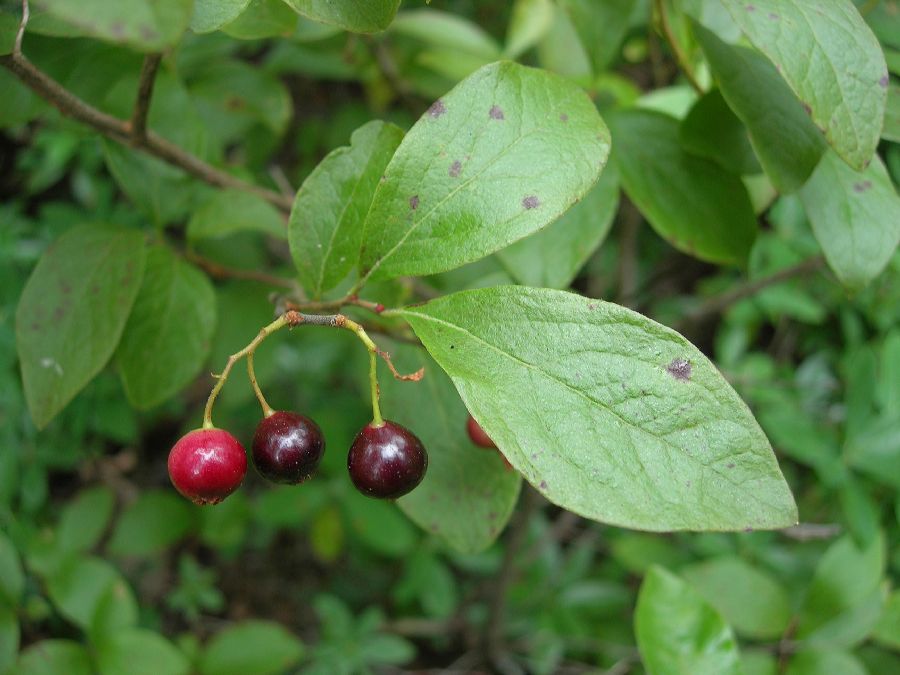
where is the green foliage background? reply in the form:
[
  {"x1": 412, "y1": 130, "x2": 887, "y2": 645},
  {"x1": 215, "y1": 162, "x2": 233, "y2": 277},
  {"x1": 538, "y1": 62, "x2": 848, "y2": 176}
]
[{"x1": 1, "y1": 0, "x2": 899, "y2": 673}]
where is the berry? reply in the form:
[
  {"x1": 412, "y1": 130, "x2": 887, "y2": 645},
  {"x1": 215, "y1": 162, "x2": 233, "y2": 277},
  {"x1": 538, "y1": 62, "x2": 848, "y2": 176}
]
[
  {"x1": 168, "y1": 428, "x2": 247, "y2": 505},
  {"x1": 347, "y1": 420, "x2": 427, "y2": 499},
  {"x1": 466, "y1": 414, "x2": 496, "y2": 449},
  {"x1": 252, "y1": 411, "x2": 325, "y2": 484}
]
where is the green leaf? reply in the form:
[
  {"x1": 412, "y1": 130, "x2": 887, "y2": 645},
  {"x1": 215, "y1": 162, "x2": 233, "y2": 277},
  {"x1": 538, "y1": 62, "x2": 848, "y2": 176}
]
[
  {"x1": 679, "y1": 89, "x2": 760, "y2": 176},
  {"x1": 187, "y1": 190, "x2": 285, "y2": 241},
  {"x1": 537, "y1": 5, "x2": 592, "y2": 83},
  {"x1": 191, "y1": 0, "x2": 252, "y2": 33},
  {"x1": 103, "y1": 142, "x2": 196, "y2": 227},
  {"x1": 0, "y1": 531, "x2": 24, "y2": 607},
  {"x1": 31, "y1": 0, "x2": 193, "y2": 51},
  {"x1": 786, "y1": 649, "x2": 867, "y2": 675},
  {"x1": 108, "y1": 491, "x2": 197, "y2": 557},
  {"x1": 874, "y1": 590, "x2": 900, "y2": 650},
  {"x1": 680, "y1": 556, "x2": 791, "y2": 639},
  {"x1": 558, "y1": 0, "x2": 636, "y2": 73},
  {"x1": 45, "y1": 557, "x2": 137, "y2": 633},
  {"x1": 391, "y1": 9, "x2": 501, "y2": 59},
  {"x1": 692, "y1": 25, "x2": 825, "y2": 191},
  {"x1": 379, "y1": 341, "x2": 521, "y2": 553},
  {"x1": 116, "y1": 247, "x2": 217, "y2": 408},
  {"x1": 358, "y1": 633, "x2": 415, "y2": 665},
  {"x1": 221, "y1": 0, "x2": 297, "y2": 39},
  {"x1": 189, "y1": 59, "x2": 292, "y2": 141},
  {"x1": 505, "y1": 0, "x2": 555, "y2": 59},
  {"x1": 394, "y1": 286, "x2": 797, "y2": 531},
  {"x1": 359, "y1": 61, "x2": 610, "y2": 281},
  {"x1": 608, "y1": 109, "x2": 756, "y2": 266},
  {"x1": 281, "y1": 0, "x2": 400, "y2": 33},
  {"x1": 0, "y1": 603, "x2": 18, "y2": 673},
  {"x1": 496, "y1": 163, "x2": 620, "y2": 289},
  {"x1": 342, "y1": 491, "x2": 418, "y2": 558},
  {"x1": 15, "y1": 223, "x2": 146, "y2": 429},
  {"x1": 96, "y1": 629, "x2": 189, "y2": 675},
  {"x1": 289, "y1": 121, "x2": 404, "y2": 297},
  {"x1": 57, "y1": 487, "x2": 116, "y2": 554},
  {"x1": 798, "y1": 532, "x2": 885, "y2": 641},
  {"x1": 884, "y1": 84, "x2": 900, "y2": 143},
  {"x1": 799, "y1": 151, "x2": 900, "y2": 289},
  {"x1": 635, "y1": 566, "x2": 740, "y2": 675},
  {"x1": 16, "y1": 640, "x2": 93, "y2": 675},
  {"x1": 715, "y1": 0, "x2": 887, "y2": 170},
  {"x1": 199, "y1": 620, "x2": 304, "y2": 675}
]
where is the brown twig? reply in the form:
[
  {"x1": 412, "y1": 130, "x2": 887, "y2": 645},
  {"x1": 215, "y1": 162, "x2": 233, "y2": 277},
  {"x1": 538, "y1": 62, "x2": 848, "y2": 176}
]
[
  {"x1": 676, "y1": 256, "x2": 826, "y2": 331},
  {"x1": 0, "y1": 52, "x2": 293, "y2": 212},
  {"x1": 654, "y1": 0, "x2": 703, "y2": 94},
  {"x1": 185, "y1": 251, "x2": 297, "y2": 289},
  {"x1": 129, "y1": 53, "x2": 162, "y2": 142}
]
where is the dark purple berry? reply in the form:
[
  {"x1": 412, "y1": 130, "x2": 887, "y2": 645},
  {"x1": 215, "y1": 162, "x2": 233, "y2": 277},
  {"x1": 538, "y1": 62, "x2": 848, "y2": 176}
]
[
  {"x1": 252, "y1": 411, "x2": 325, "y2": 484},
  {"x1": 168, "y1": 428, "x2": 247, "y2": 505},
  {"x1": 347, "y1": 420, "x2": 427, "y2": 499}
]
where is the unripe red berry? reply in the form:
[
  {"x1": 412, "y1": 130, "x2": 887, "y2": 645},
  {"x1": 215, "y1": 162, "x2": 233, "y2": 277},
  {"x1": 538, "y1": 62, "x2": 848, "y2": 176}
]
[
  {"x1": 252, "y1": 411, "x2": 325, "y2": 484},
  {"x1": 167, "y1": 428, "x2": 247, "y2": 505},
  {"x1": 466, "y1": 414, "x2": 496, "y2": 449},
  {"x1": 347, "y1": 420, "x2": 427, "y2": 499}
]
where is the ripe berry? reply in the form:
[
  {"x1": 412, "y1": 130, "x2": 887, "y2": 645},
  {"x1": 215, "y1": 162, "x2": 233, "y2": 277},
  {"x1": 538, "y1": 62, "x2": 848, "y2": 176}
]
[
  {"x1": 252, "y1": 411, "x2": 325, "y2": 484},
  {"x1": 348, "y1": 420, "x2": 427, "y2": 499},
  {"x1": 168, "y1": 428, "x2": 247, "y2": 505},
  {"x1": 466, "y1": 414, "x2": 496, "y2": 449}
]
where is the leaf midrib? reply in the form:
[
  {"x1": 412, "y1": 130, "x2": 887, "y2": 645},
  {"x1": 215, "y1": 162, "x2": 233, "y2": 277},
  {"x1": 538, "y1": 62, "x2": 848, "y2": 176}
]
[
  {"x1": 363, "y1": 78, "x2": 590, "y2": 279},
  {"x1": 400, "y1": 309, "x2": 785, "y2": 513}
]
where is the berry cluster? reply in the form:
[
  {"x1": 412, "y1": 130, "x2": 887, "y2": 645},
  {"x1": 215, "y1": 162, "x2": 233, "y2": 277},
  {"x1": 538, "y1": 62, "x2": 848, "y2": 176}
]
[{"x1": 168, "y1": 414, "x2": 427, "y2": 505}]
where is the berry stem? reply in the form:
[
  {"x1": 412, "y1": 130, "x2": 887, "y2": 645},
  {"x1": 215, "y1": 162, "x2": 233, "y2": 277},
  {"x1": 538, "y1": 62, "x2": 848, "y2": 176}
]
[
  {"x1": 202, "y1": 310, "x2": 398, "y2": 431},
  {"x1": 203, "y1": 314, "x2": 289, "y2": 429},
  {"x1": 247, "y1": 351, "x2": 274, "y2": 418},
  {"x1": 337, "y1": 316, "x2": 384, "y2": 427}
]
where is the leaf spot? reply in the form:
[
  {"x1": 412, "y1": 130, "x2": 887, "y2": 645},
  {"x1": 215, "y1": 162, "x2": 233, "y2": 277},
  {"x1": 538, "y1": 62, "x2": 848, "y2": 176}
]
[
  {"x1": 727, "y1": 463, "x2": 736, "y2": 469},
  {"x1": 745, "y1": 3, "x2": 756, "y2": 10},
  {"x1": 522, "y1": 195, "x2": 540, "y2": 210},
  {"x1": 853, "y1": 180, "x2": 873, "y2": 193},
  {"x1": 489, "y1": 105, "x2": 504, "y2": 120},
  {"x1": 428, "y1": 100, "x2": 446, "y2": 118},
  {"x1": 767, "y1": 12, "x2": 779, "y2": 20},
  {"x1": 539, "y1": 480, "x2": 548, "y2": 490},
  {"x1": 879, "y1": 74, "x2": 889, "y2": 88},
  {"x1": 666, "y1": 358, "x2": 692, "y2": 381},
  {"x1": 744, "y1": 526, "x2": 754, "y2": 533},
  {"x1": 409, "y1": 195, "x2": 419, "y2": 210},
  {"x1": 801, "y1": 102, "x2": 812, "y2": 115},
  {"x1": 449, "y1": 160, "x2": 462, "y2": 177},
  {"x1": 40, "y1": 357, "x2": 64, "y2": 377},
  {"x1": 560, "y1": 113, "x2": 568, "y2": 122}
]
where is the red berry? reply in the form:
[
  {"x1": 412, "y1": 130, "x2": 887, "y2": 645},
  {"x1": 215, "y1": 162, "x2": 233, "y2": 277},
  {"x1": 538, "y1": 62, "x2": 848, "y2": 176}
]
[
  {"x1": 466, "y1": 414, "x2": 496, "y2": 449},
  {"x1": 252, "y1": 411, "x2": 325, "y2": 484},
  {"x1": 347, "y1": 420, "x2": 427, "y2": 499},
  {"x1": 167, "y1": 428, "x2": 247, "y2": 505}
]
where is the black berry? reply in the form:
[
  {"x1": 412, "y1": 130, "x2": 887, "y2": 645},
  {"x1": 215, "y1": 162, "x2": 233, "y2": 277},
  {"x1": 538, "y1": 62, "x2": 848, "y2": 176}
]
[
  {"x1": 252, "y1": 411, "x2": 325, "y2": 484},
  {"x1": 347, "y1": 420, "x2": 427, "y2": 499}
]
